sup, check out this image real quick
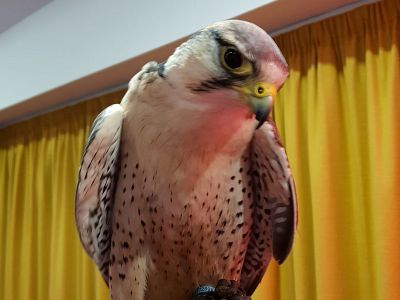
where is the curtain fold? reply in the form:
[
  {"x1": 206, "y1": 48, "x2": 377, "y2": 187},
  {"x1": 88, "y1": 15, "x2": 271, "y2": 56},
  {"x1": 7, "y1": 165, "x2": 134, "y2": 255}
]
[
  {"x1": 254, "y1": 0, "x2": 400, "y2": 299},
  {"x1": 0, "y1": 91, "x2": 125, "y2": 299},
  {"x1": 0, "y1": 0, "x2": 399, "y2": 299}
]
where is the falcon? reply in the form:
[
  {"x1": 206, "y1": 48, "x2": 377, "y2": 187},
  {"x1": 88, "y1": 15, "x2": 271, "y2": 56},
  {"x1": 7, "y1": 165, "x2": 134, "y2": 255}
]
[{"x1": 75, "y1": 20, "x2": 297, "y2": 300}]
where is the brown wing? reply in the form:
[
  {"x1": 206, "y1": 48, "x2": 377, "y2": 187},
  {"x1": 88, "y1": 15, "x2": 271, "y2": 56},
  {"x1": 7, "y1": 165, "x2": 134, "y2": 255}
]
[
  {"x1": 240, "y1": 119, "x2": 297, "y2": 295},
  {"x1": 75, "y1": 104, "x2": 123, "y2": 284}
]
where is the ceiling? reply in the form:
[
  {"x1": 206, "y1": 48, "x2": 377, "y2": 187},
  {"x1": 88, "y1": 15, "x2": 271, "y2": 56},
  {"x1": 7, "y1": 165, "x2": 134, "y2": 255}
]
[
  {"x1": 0, "y1": 0, "x2": 379, "y2": 127},
  {"x1": 0, "y1": 0, "x2": 52, "y2": 34}
]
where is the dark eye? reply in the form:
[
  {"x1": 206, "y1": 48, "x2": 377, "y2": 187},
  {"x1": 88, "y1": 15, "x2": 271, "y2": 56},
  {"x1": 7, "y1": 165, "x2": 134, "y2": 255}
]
[{"x1": 223, "y1": 48, "x2": 242, "y2": 69}]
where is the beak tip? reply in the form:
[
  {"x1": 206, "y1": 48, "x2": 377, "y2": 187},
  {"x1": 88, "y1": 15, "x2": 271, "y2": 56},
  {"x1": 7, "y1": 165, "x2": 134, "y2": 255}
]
[{"x1": 255, "y1": 109, "x2": 269, "y2": 129}]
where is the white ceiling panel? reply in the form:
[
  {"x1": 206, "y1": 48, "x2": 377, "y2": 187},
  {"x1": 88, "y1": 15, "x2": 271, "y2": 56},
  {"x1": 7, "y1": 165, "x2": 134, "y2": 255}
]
[
  {"x1": 0, "y1": 0, "x2": 379, "y2": 127},
  {"x1": 0, "y1": 0, "x2": 52, "y2": 33}
]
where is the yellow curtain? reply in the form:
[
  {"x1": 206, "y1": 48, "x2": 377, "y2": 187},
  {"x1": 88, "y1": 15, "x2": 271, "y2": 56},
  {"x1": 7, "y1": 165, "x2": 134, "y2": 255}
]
[
  {"x1": 0, "y1": 0, "x2": 399, "y2": 299},
  {"x1": 254, "y1": 0, "x2": 400, "y2": 299},
  {"x1": 0, "y1": 92, "x2": 124, "y2": 299}
]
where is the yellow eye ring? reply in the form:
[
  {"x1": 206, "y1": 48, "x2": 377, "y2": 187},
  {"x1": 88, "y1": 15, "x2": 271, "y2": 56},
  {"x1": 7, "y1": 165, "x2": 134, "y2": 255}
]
[{"x1": 220, "y1": 46, "x2": 252, "y2": 76}]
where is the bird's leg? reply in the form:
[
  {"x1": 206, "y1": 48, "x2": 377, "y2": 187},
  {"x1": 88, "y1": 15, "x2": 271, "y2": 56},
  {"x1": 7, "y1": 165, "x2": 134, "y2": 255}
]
[
  {"x1": 193, "y1": 280, "x2": 250, "y2": 300},
  {"x1": 214, "y1": 280, "x2": 250, "y2": 300}
]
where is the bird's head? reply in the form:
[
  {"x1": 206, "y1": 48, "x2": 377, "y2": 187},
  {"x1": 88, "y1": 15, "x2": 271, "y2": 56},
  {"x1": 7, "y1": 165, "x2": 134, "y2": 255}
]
[{"x1": 163, "y1": 20, "x2": 289, "y2": 128}]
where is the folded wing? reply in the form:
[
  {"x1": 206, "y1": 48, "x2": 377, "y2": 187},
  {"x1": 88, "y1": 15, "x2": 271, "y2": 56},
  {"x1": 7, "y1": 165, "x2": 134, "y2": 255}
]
[
  {"x1": 240, "y1": 120, "x2": 297, "y2": 295},
  {"x1": 75, "y1": 104, "x2": 123, "y2": 284}
]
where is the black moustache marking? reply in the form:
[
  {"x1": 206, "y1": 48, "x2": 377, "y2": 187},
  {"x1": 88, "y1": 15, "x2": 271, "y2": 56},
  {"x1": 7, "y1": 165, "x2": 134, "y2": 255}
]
[{"x1": 190, "y1": 77, "x2": 243, "y2": 92}]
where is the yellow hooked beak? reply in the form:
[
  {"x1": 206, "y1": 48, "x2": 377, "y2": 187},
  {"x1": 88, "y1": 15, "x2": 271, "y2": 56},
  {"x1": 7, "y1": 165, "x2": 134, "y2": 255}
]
[{"x1": 236, "y1": 82, "x2": 277, "y2": 128}]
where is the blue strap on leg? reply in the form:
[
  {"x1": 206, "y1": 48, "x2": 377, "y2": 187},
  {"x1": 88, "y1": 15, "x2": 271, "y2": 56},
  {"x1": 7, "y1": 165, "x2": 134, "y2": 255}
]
[{"x1": 192, "y1": 285, "x2": 215, "y2": 298}]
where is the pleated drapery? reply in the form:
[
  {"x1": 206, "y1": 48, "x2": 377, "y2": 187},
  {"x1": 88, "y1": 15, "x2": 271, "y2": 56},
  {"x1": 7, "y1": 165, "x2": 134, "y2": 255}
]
[
  {"x1": 0, "y1": 92, "x2": 124, "y2": 300},
  {"x1": 1, "y1": 0, "x2": 399, "y2": 299},
  {"x1": 254, "y1": 0, "x2": 400, "y2": 299}
]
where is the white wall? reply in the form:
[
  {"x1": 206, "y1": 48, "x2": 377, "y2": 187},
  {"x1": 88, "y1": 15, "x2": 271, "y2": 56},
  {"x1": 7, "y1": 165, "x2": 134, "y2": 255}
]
[
  {"x1": 0, "y1": 0, "x2": 378, "y2": 126},
  {"x1": 0, "y1": 0, "x2": 273, "y2": 110}
]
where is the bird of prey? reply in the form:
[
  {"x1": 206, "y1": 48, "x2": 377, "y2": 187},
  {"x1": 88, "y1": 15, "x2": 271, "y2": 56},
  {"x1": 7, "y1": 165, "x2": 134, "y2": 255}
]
[{"x1": 75, "y1": 20, "x2": 297, "y2": 300}]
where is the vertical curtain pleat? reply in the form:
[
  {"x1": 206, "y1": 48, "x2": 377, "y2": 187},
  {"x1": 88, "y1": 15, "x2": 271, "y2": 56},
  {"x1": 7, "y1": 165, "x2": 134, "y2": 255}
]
[
  {"x1": 0, "y1": 91, "x2": 125, "y2": 300},
  {"x1": 0, "y1": 0, "x2": 399, "y2": 299},
  {"x1": 254, "y1": 0, "x2": 400, "y2": 299}
]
